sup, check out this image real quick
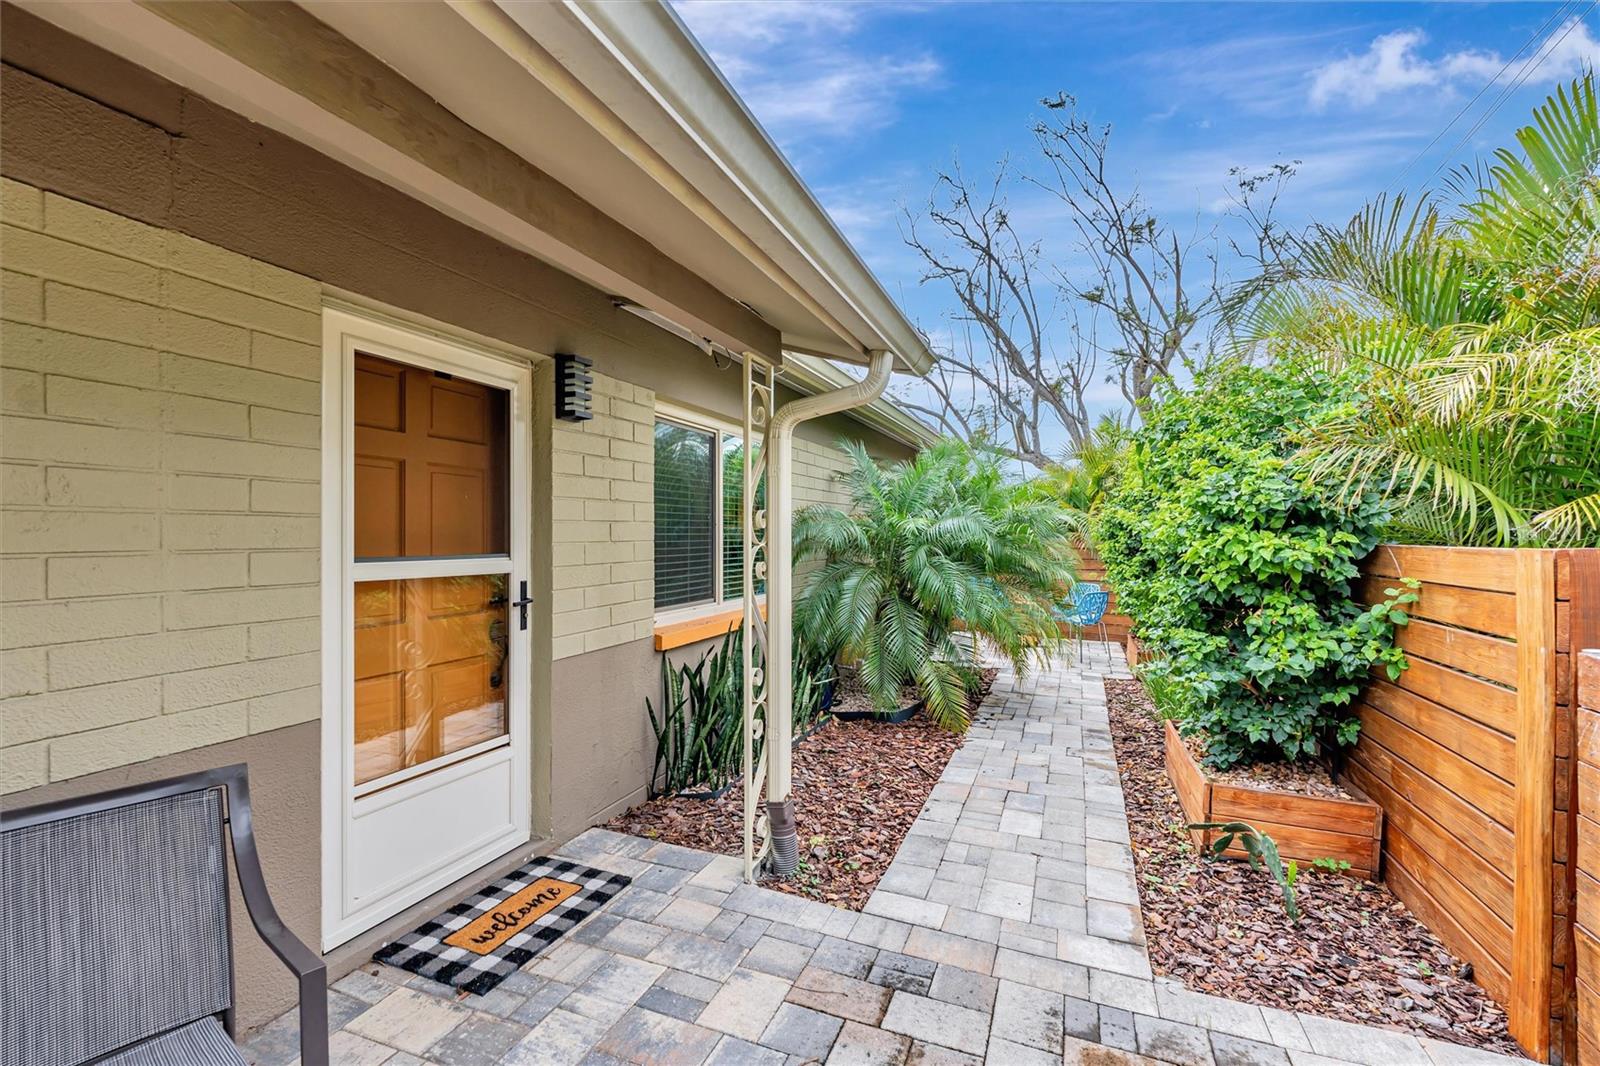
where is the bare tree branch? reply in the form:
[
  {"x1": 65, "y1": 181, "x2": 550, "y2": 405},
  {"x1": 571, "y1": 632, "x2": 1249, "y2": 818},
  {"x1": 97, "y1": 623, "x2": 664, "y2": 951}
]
[{"x1": 900, "y1": 93, "x2": 1294, "y2": 469}]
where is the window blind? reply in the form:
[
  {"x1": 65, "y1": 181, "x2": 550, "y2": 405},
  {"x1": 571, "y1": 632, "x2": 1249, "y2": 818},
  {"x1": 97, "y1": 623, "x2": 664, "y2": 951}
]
[
  {"x1": 721, "y1": 437, "x2": 766, "y2": 601},
  {"x1": 654, "y1": 421, "x2": 715, "y2": 608}
]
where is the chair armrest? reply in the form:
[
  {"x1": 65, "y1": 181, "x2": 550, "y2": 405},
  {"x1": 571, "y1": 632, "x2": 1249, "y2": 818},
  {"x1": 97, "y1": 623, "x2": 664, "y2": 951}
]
[{"x1": 218, "y1": 766, "x2": 329, "y2": 1066}]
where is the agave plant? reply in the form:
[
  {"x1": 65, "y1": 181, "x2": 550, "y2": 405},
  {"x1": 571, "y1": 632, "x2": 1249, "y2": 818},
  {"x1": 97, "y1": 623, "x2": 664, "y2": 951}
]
[
  {"x1": 794, "y1": 438, "x2": 1075, "y2": 731},
  {"x1": 1231, "y1": 75, "x2": 1600, "y2": 547}
]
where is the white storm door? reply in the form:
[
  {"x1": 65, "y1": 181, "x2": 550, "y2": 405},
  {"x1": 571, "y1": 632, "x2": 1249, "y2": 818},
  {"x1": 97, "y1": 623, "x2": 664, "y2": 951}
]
[{"x1": 321, "y1": 309, "x2": 532, "y2": 949}]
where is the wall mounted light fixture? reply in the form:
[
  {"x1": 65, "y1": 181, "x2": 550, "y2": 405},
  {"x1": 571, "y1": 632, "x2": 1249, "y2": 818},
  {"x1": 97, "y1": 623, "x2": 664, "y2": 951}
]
[{"x1": 554, "y1": 353, "x2": 593, "y2": 422}]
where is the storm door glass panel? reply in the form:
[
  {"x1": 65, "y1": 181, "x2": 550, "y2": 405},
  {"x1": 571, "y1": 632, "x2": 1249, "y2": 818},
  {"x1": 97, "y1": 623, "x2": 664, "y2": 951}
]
[
  {"x1": 353, "y1": 576, "x2": 509, "y2": 785},
  {"x1": 352, "y1": 352, "x2": 512, "y2": 787},
  {"x1": 654, "y1": 420, "x2": 715, "y2": 609}
]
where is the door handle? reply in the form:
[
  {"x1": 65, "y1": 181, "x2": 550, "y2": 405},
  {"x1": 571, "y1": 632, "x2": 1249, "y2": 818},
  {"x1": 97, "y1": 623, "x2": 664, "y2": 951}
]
[{"x1": 511, "y1": 580, "x2": 533, "y2": 631}]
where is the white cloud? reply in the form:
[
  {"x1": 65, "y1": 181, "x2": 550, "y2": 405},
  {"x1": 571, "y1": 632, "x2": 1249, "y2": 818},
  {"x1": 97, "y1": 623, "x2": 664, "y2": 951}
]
[
  {"x1": 670, "y1": 0, "x2": 941, "y2": 149},
  {"x1": 1310, "y1": 18, "x2": 1600, "y2": 109}
]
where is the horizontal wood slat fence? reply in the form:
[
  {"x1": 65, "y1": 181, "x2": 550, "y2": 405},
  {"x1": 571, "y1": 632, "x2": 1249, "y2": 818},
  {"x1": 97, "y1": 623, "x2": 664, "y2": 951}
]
[
  {"x1": 1346, "y1": 545, "x2": 1600, "y2": 1064},
  {"x1": 1577, "y1": 651, "x2": 1600, "y2": 1066}
]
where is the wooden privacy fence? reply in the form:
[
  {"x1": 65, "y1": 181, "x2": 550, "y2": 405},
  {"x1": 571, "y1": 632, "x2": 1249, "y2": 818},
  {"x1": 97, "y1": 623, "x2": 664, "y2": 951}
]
[
  {"x1": 1577, "y1": 650, "x2": 1600, "y2": 1066},
  {"x1": 1344, "y1": 545, "x2": 1599, "y2": 1063}
]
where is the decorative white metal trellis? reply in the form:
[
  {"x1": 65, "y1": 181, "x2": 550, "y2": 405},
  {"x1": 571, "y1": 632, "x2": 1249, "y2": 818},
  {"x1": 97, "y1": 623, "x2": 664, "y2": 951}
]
[{"x1": 741, "y1": 353, "x2": 775, "y2": 881}]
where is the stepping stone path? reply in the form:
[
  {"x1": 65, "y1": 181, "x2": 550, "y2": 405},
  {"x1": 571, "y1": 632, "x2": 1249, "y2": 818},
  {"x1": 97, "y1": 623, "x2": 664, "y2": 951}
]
[{"x1": 249, "y1": 643, "x2": 1529, "y2": 1065}]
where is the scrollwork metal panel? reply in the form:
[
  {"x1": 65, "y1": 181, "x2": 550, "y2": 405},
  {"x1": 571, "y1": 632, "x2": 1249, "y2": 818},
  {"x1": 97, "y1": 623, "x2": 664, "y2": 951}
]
[{"x1": 742, "y1": 354, "x2": 775, "y2": 882}]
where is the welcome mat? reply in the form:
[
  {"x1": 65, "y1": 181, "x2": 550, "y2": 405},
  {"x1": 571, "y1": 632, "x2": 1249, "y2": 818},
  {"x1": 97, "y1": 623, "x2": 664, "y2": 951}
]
[{"x1": 373, "y1": 856, "x2": 631, "y2": 995}]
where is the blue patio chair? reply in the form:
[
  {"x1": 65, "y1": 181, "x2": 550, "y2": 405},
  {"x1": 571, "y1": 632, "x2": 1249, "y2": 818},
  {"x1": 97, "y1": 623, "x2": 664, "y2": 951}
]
[{"x1": 1055, "y1": 583, "x2": 1110, "y2": 655}]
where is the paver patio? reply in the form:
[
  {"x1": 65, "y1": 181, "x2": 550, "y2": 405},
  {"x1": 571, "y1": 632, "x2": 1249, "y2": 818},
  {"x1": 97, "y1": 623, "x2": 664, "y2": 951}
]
[{"x1": 249, "y1": 643, "x2": 1528, "y2": 1065}]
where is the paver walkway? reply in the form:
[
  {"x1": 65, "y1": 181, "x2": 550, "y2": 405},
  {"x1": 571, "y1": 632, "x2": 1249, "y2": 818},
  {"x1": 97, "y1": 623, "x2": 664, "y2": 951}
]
[{"x1": 249, "y1": 643, "x2": 1527, "y2": 1065}]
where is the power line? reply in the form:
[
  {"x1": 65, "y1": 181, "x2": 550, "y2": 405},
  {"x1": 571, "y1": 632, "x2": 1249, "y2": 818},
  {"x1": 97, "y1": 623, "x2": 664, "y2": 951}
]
[
  {"x1": 1423, "y1": 0, "x2": 1598, "y2": 186},
  {"x1": 1387, "y1": 0, "x2": 1580, "y2": 197}
]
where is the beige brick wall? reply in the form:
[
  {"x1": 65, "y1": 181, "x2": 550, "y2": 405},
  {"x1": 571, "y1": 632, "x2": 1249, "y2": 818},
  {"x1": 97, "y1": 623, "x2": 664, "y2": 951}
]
[
  {"x1": 551, "y1": 373, "x2": 655, "y2": 660},
  {"x1": 793, "y1": 436, "x2": 855, "y2": 511},
  {"x1": 0, "y1": 179, "x2": 322, "y2": 791}
]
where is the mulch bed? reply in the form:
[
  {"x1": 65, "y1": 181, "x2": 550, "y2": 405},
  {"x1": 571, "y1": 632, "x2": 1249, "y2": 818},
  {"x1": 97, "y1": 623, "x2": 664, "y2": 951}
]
[
  {"x1": 1183, "y1": 733, "x2": 1353, "y2": 799},
  {"x1": 830, "y1": 664, "x2": 922, "y2": 716},
  {"x1": 1105, "y1": 677, "x2": 1521, "y2": 1056},
  {"x1": 606, "y1": 670, "x2": 995, "y2": 910}
]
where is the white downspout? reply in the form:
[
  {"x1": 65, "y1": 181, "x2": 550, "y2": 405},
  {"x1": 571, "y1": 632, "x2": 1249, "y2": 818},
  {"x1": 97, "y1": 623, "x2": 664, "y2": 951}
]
[{"x1": 764, "y1": 347, "x2": 896, "y2": 876}]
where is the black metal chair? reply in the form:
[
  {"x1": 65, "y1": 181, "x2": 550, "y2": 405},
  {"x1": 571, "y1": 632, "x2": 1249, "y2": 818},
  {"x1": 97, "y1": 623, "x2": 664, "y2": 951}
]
[{"x1": 1, "y1": 764, "x2": 328, "y2": 1066}]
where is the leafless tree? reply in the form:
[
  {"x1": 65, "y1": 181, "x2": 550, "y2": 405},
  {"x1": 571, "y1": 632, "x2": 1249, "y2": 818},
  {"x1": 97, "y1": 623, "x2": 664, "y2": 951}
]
[
  {"x1": 898, "y1": 159, "x2": 1093, "y2": 465},
  {"x1": 900, "y1": 92, "x2": 1294, "y2": 467}
]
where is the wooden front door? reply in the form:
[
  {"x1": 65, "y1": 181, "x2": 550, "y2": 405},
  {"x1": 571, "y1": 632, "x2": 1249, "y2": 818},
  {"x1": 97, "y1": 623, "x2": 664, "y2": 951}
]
[
  {"x1": 352, "y1": 354, "x2": 510, "y2": 786},
  {"x1": 322, "y1": 311, "x2": 532, "y2": 949}
]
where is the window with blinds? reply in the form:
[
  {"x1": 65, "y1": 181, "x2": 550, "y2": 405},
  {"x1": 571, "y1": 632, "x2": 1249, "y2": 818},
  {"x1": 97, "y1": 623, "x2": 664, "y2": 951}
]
[
  {"x1": 654, "y1": 420, "x2": 716, "y2": 608},
  {"x1": 654, "y1": 415, "x2": 766, "y2": 613}
]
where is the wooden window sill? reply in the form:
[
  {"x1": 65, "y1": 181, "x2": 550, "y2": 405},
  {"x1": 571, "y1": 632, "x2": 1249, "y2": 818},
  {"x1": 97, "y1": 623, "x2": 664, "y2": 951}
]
[{"x1": 654, "y1": 603, "x2": 766, "y2": 651}]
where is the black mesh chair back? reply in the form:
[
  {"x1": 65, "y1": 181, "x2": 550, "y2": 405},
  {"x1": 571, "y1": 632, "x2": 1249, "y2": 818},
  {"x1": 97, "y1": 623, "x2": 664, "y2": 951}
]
[
  {"x1": 1, "y1": 766, "x2": 327, "y2": 1066},
  {"x1": 2, "y1": 789, "x2": 232, "y2": 1066}
]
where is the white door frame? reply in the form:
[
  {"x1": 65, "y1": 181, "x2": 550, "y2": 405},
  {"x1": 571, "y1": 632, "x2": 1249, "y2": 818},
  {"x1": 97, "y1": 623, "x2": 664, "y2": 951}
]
[{"x1": 319, "y1": 306, "x2": 533, "y2": 950}]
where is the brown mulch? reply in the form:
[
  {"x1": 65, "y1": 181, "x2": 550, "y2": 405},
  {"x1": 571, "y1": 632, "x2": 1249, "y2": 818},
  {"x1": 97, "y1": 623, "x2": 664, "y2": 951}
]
[
  {"x1": 605, "y1": 669, "x2": 995, "y2": 910},
  {"x1": 1105, "y1": 677, "x2": 1520, "y2": 1056},
  {"x1": 1182, "y1": 733, "x2": 1353, "y2": 799},
  {"x1": 830, "y1": 663, "x2": 923, "y2": 716}
]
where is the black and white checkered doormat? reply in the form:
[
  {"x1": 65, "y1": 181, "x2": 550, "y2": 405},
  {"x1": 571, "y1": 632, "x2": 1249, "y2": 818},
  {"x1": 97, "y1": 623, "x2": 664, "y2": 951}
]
[{"x1": 372, "y1": 856, "x2": 630, "y2": 996}]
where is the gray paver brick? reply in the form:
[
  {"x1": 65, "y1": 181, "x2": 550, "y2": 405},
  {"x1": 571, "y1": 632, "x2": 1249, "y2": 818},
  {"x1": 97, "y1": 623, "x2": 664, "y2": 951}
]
[
  {"x1": 744, "y1": 936, "x2": 815, "y2": 979},
  {"x1": 655, "y1": 897, "x2": 723, "y2": 935},
  {"x1": 991, "y1": 979, "x2": 1066, "y2": 1053},
  {"x1": 1099, "y1": 1006, "x2": 1139, "y2": 1053},
  {"x1": 906, "y1": 1040, "x2": 982, "y2": 1065},
  {"x1": 697, "y1": 968, "x2": 792, "y2": 1042},
  {"x1": 595, "y1": 1006, "x2": 722, "y2": 1065},
  {"x1": 509, "y1": 981, "x2": 575, "y2": 1027},
  {"x1": 825, "y1": 1020, "x2": 912, "y2": 1066},
  {"x1": 344, "y1": 987, "x2": 467, "y2": 1056},
  {"x1": 1211, "y1": 1032, "x2": 1294, "y2": 1066},
  {"x1": 985, "y1": 1036, "x2": 1059, "y2": 1065},
  {"x1": 810, "y1": 935, "x2": 878, "y2": 979},
  {"x1": 880, "y1": 990, "x2": 990, "y2": 1056},
  {"x1": 501, "y1": 1008, "x2": 611, "y2": 1066},
  {"x1": 635, "y1": 986, "x2": 705, "y2": 1022},
  {"x1": 785, "y1": 965, "x2": 894, "y2": 1025},
  {"x1": 927, "y1": 965, "x2": 999, "y2": 1012},
  {"x1": 706, "y1": 1034, "x2": 789, "y2": 1066},
  {"x1": 902, "y1": 926, "x2": 996, "y2": 974},
  {"x1": 1136, "y1": 1014, "x2": 1217, "y2": 1066},
  {"x1": 760, "y1": 1002, "x2": 846, "y2": 1059},
  {"x1": 645, "y1": 931, "x2": 748, "y2": 982},
  {"x1": 425, "y1": 1014, "x2": 526, "y2": 1065}
]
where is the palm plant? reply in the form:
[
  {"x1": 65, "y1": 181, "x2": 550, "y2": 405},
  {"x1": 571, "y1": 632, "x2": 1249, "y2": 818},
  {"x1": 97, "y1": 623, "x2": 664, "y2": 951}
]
[
  {"x1": 795, "y1": 439, "x2": 1076, "y2": 731},
  {"x1": 1231, "y1": 75, "x2": 1600, "y2": 547},
  {"x1": 1030, "y1": 415, "x2": 1131, "y2": 543}
]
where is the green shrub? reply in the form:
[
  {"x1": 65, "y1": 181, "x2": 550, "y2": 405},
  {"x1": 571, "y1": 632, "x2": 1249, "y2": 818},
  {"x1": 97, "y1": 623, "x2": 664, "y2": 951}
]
[{"x1": 1097, "y1": 359, "x2": 1413, "y2": 769}]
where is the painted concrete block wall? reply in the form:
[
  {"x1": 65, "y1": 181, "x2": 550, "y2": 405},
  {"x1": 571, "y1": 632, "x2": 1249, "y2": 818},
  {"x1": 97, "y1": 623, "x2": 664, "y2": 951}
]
[
  {"x1": 0, "y1": 179, "x2": 322, "y2": 791},
  {"x1": 551, "y1": 372, "x2": 655, "y2": 660},
  {"x1": 793, "y1": 435, "x2": 855, "y2": 511}
]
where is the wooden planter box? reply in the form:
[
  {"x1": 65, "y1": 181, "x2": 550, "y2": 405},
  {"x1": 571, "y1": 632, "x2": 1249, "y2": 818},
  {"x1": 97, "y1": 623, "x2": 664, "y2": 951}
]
[{"x1": 1164, "y1": 720, "x2": 1383, "y2": 878}]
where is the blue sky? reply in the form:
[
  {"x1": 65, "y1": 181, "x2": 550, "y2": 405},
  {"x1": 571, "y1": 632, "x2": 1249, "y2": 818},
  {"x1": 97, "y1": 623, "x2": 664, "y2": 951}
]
[{"x1": 671, "y1": 1, "x2": 1599, "y2": 451}]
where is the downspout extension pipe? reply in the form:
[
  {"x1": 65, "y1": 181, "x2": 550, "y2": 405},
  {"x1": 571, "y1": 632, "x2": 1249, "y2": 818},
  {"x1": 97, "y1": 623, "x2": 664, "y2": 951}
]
[{"x1": 765, "y1": 348, "x2": 896, "y2": 876}]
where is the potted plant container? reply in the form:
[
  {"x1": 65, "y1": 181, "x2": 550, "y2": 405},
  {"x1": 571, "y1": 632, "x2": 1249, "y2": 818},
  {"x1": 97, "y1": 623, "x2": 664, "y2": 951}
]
[
  {"x1": 1163, "y1": 720, "x2": 1383, "y2": 878},
  {"x1": 829, "y1": 695, "x2": 924, "y2": 724}
]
